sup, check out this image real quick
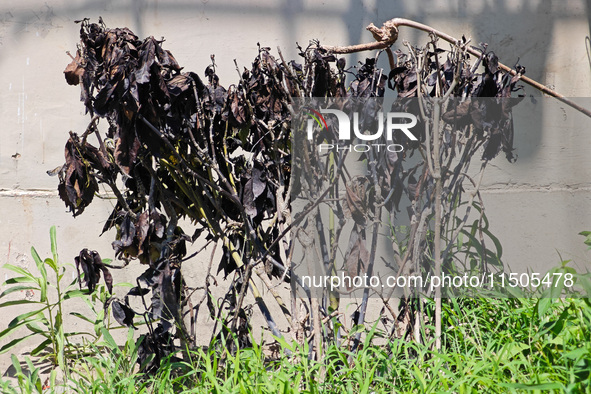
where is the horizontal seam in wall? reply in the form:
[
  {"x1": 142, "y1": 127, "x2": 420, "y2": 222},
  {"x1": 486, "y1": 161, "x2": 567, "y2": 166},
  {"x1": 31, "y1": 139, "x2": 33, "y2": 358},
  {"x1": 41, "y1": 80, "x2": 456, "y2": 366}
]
[
  {"x1": 476, "y1": 186, "x2": 591, "y2": 194},
  {"x1": 0, "y1": 190, "x2": 58, "y2": 197},
  {"x1": 0, "y1": 190, "x2": 116, "y2": 198},
  {"x1": 0, "y1": 187, "x2": 589, "y2": 197}
]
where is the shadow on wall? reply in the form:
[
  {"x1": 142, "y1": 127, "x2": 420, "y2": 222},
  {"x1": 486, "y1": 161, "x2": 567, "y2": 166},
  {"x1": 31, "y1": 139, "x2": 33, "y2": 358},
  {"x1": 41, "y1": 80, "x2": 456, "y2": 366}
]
[
  {"x1": 0, "y1": 0, "x2": 588, "y2": 183},
  {"x1": 0, "y1": 1, "x2": 584, "y2": 79},
  {"x1": 0, "y1": 0, "x2": 589, "y2": 249}
]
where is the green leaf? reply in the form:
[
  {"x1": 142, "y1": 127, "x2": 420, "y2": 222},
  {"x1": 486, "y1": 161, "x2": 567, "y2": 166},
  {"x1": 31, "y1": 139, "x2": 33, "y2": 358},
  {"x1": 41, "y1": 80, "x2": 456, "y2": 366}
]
[
  {"x1": 273, "y1": 335, "x2": 296, "y2": 354},
  {"x1": 2, "y1": 264, "x2": 35, "y2": 281},
  {"x1": 348, "y1": 324, "x2": 365, "y2": 336},
  {"x1": 482, "y1": 225, "x2": 503, "y2": 260},
  {"x1": 44, "y1": 257, "x2": 57, "y2": 276},
  {"x1": 63, "y1": 289, "x2": 90, "y2": 300},
  {"x1": 574, "y1": 274, "x2": 591, "y2": 297},
  {"x1": 64, "y1": 330, "x2": 95, "y2": 338},
  {"x1": 115, "y1": 282, "x2": 134, "y2": 288},
  {"x1": 25, "y1": 322, "x2": 50, "y2": 337},
  {"x1": 360, "y1": 364, "x2": 377, "y2": 394},
  {"x1": 0, "y1": 299, "x2": 41, "y2": 309},
  {"x1": 460, "y1": 229, "x2": 487, "y2": 264},
  {"x1": 550, "y1": 276, "x2": 565, "y2": 298},
  {"x1": 580, "y1": 231, "x2": 591, "y2": 249},
  {"x1": 562, "y1": 347, "x2": 589, "y2": 360},
  {"x1": 126, "y1": 326, "x2": 135, "y2": 350},
  {"x1": 65, "y1": 277, "x2": 77, "y2": 289},
  {"x1": 49, "y1": 369, "x2": 57, "y2": 390},
  {"x1": 10, "y1": 354, "x2": 22, "y2": 375},
  {"x1": 54, "y1": 311, "x2": 62, "y2": 331},
  {"x1": 30, "y1": 247, "x2": 42, "y2": 266},
  {"x1": 56, "y1": 315, "x2": 66, "y2": 372},
  {"x1": 2, "y1": 276, "x2": 38, "y2": 285},
  {"x1": 0, "y1": 285, "x2": 39, "y2": 299},
  {"x1": 6, "y1": 308, "x2": 46, "y2": 329},
  {"x1": 35, "y1": 259, "x2": 49, "y2": 304},
  {"x1": 548, "y1": 308, "x2": 569, "y2": 337},
  {"x1": 504, "y1": 285, "x2": 526, "y2": 298},
  {"x1": 412, "y1": 364, "x2": 427, "y2": 391},
  {"x1": 238, "y1": 126, "x2": 249, "y2": 145},
  {"x1": 0, "y1": 336, "x2": 31, "y2": 354},
  {"x1": 500, "y1": 382, "x2": 564, "y2": 390},
  {"x1": 23, "y1": 357, "x2": 40, "y2": 387},
  {"x1": 100, "y1": 327, "x2": 120, "y2": 353},
  {"x1": 536, "y1": 298, "x2": 552, "y2": 317},
  {"x1": 498, "y1": 342, "x2": 528, "y2": 361},
  {"x1": 70, "y1": 311, "x2": 95, "y2": 324},
  {"x1": 363, "y1": 321, "x2": 379, "y2": 348},
  {"x1": 31, "y1": 248, "x2": 47, "y2": 300},
  {"x1": 50, "y1": 226, "x2": 59, "y2": 265}
]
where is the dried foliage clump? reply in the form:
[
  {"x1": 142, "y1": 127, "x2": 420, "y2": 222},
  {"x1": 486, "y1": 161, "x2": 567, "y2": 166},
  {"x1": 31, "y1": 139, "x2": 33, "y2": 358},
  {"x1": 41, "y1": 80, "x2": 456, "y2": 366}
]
[
  {"x1": 58, "y1": 18, "x2": 525, "y2": 367},
  {"x1": 60, "y1": 18, "x2": 297, "y2": 361}
]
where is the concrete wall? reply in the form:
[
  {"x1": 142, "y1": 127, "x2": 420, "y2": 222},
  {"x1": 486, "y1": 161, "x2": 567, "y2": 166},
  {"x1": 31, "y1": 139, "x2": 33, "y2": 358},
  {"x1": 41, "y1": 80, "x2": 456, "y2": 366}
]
[{"x1": 1, "y1": 0, "x2": 591, "y2": 369}]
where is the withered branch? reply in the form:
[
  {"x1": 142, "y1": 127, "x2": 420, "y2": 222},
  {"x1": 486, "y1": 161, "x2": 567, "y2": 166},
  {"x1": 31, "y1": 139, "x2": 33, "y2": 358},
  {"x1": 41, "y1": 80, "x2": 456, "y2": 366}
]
[{"x1": 323, "y1": 17, "x2": 591, "y2": 118}]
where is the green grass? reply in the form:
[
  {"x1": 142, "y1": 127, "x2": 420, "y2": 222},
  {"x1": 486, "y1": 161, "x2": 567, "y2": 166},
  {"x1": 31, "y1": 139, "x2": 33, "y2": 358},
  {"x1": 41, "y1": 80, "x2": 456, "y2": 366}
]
[{"x1": 2, "y1": 295, "x2": 590, "y2": 393}]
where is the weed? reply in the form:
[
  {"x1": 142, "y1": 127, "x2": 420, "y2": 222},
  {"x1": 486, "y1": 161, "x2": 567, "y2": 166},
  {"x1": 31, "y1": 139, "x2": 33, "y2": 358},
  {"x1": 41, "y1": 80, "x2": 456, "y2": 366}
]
[{"x1": 0, "y1": 226, "x2": 110, "y2": 375}]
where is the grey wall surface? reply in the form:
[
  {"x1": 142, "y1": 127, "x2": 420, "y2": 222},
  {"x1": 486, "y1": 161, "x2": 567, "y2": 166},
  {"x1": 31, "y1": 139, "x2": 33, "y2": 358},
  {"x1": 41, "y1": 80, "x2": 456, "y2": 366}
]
[{"x1": 1, "y1": 0, "x2": 591, "y2": 369}]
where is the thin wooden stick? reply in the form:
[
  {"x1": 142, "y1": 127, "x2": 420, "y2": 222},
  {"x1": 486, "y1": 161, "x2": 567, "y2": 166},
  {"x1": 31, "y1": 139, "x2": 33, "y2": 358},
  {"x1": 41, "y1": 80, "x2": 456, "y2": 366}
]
[{"x1": 323, "y1": 17, "x2": 591, "y2": 119}]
